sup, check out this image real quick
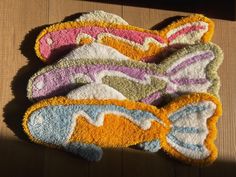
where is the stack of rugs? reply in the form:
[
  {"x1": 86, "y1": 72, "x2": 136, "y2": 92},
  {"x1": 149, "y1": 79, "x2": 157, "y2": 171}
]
[{"x1": 22, "y1": 11, "x2": 223, "y2": 165}]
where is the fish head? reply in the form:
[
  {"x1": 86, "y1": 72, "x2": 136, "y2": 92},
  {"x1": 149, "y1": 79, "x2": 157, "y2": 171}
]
[
  {"x1": 29, "y1": 71, "x2": 72, "y2": 100},
  {"x1": 26, "y1": 105, "x2": 74, "y2": 146},
  {"x1": 37, "y1": 32, "x2": 77, "y2": 62}
]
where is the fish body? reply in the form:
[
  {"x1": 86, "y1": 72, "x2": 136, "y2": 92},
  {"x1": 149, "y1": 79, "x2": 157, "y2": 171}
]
[
  {"x1": 28, "y1": 43, "x2": 223, "y2": 103},
  {"x1": 23, "y1": 93, "x2": 222, "y2": 165},
  {"x1": 35, "y1": 12, "x2": 214, "y2": 62},
  {"x1": 25, "y1": 98, "x2": 168, "y2": 147}
]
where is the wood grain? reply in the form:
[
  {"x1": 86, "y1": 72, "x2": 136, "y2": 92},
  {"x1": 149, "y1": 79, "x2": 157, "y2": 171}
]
[{"x1": 0, "y1": 0, "x2": 235, "y2": 177}]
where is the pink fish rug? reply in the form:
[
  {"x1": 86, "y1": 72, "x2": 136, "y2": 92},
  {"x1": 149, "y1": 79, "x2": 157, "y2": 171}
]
[
  {"x1": 34, "y1": 10, "x2": 214, "y2": 63},
  {"x1": 22, "y1": 93, "x2": 222, "y2": 165},
  {"x1": 27, "y1": 43, "x2": 223, "y2": 103}
]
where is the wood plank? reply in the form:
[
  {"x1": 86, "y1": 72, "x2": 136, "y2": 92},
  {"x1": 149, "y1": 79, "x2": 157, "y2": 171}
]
[
  {"x1": 43, "y1": 148, "x2": 89, "y2": 177},
  {"x1": 0, "y1": 0, "x2": 236, "y2": 176},
  {"x1": 0, "y1": 0, "x2": 48, "y2": 177},
  {"x1": 49, "y1": 0, "x2": 123, "y2": 23},
  {"x1": 200, "y1": 19, "x2": 236, "y2": 177}
]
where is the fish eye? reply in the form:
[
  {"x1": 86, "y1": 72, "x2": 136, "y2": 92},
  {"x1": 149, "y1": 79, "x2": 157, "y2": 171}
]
[
  {"x1": 36, "y1": 116, "x2": 44, "y2": 124},
  {"x1": 46, "y1": 37, "x2": 53, "y2": 46},
  {"x1": 33, "y1": 115, "x2": 44, "y2": 125},
  {"x1": 29, "y1": 115, "x2": 44, "y2": 130},
  {"x1": 35, "y1": 80, "x2": 44, "y2": 90}
]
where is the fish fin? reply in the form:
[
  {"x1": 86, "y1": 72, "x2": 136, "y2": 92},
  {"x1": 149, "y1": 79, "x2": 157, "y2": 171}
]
[
  {"x1": 61, "y1": 43, "x2": 130, "y2": 61},
  {"x1": 161, "y1": 93, "x2": 222, "y2": 165},
  {"x1": 75, "y1": 10, "x2": 129, "y2": 25},
  {"x1": 160, "y1": 14, "x2": 214, "y2": 45},
  {"x1": 137, "y1": 140, "x2": 161, "y2": 152},
  {"x1": 64, "y1": 142, "x2": 103, "y2": 161},
  {"x1": 161, "y1": 43, "x2": 223, "y2": 96}
]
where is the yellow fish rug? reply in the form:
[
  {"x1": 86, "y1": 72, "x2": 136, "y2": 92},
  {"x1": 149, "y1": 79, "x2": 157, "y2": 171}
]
[{"x1": 22, "y1": 93, "x2": 222, "y2": 165}]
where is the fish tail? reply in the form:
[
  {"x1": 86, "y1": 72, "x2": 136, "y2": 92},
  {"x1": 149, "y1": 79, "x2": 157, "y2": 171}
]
[
  {"x1": 160, "y1": 14, "x2": 214, "y2": 45},
  {"x1": 160, "y1": 93, "x2": 222, "y2": 165},
  {"x1": 159, "y1": 43, "x2": 223, "y2": 97}
]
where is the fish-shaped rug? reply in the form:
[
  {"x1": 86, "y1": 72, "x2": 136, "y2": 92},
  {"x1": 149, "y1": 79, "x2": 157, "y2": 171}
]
[
  {"x1": 27, "y1": 43, "x2": 223, "y2": 103},
  {"x1": 22, "y1": 93, "x2": 222, "y2": 165},
  {"x1": 35, "y1": 10, "x2": 214, "y2": 62}
]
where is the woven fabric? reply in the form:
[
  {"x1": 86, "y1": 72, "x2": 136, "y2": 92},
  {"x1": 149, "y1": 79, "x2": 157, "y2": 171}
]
[
  {"x1": 35, "y1": 11, "x2": 214, "y2": 63},
  {"x1": 23, "y1": 93, "x2": 222, "y2": 165},
  {"x1": 28, "y1": 43, "x2": 223, "y2": 103}
]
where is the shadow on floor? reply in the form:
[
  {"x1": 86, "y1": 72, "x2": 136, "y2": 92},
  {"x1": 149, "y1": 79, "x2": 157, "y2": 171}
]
[
  {"x1": 0, "y1": 138, "x2": 236, "y2": 177},
  {"x1": 3, "y1": 12, "x2": 88, "y2": 141},
  {"x1": 3, "y1": 53, "x2": 45, "y2": 140},
  {"x1": 2, "y1": 25, "x2": 50, "y2": 140},
  {"x1": 85, "y1": 0, "x2": 236, "y2": 21}
]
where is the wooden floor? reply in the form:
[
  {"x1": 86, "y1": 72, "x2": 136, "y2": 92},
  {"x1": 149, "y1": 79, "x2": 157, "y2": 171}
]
[{"x1": 0, "y1": 0, "x2": 236, "y2": 177}]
